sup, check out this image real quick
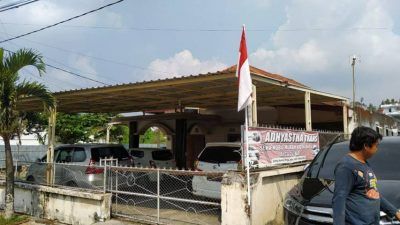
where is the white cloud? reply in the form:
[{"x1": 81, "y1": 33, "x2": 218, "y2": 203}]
[
  {"x1": 12, "y1": 1, "x2": 69, "y2": 24},
  {"x1": 250, "y1": 0, "x2": 400, "y2": 105},
  {"x1": 147, "y1": 50, "x2": 227, "y2": 80},
  {"x1": 72, "y1": 55, "x2": 98, "y2": 76},
  {"x1": 2, "y1": 1, "x2": 124, "y2": 33}
]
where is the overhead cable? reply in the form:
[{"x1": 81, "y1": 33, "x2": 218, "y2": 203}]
[
  {"x1": 3, "y1": 48, "x2": 110, "y2": 86},
  {"x1": 0, "y1": 0, "x2": 124, "y2": 43},
  {"x1": 0, "y1": 0, "x2": 40, "y2": 13},
  {"x1": 0, "y1": 22, "x2": 391, "y2": 32}
]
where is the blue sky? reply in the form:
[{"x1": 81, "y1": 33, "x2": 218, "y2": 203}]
[{"x1": 1, "y1": 0, "x2": 400, "y2": 106}]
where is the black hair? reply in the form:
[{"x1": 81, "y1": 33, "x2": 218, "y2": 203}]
[{"x1": 349, "y1": 126, "x2": 382, "y2": 151}]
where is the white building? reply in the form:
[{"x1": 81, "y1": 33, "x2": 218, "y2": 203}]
[{"x1": 380, "y1": 103, "x2": 400, "y2": 120}]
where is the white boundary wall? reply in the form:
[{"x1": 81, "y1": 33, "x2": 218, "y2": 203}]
[{"x1": 221, "y1": 165, "x2": 304, "y2": 225}]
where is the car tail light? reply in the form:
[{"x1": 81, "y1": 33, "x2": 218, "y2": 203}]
[
  {"x1": 89, "y1": 158, "x2": 95, "y2": 166},
  {"x1": 86, "y1": 158, "x2": 104, "y2": 174},
  {"x1": 149, "y1": 160, "x2": 157, "y2": 168}
]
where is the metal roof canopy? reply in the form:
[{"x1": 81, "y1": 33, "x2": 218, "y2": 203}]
[{"x1": 18, "y1": 65, "x2": 348, "y2": 113}]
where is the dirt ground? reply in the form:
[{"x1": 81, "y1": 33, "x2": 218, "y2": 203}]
[{"x1": 20, "y1": 218, "x2": 148, "y2": 225}]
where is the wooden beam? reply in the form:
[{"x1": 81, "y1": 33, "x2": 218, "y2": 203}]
[{"x1": 305, "y1": 91, "x2": 312, "y2": 131}]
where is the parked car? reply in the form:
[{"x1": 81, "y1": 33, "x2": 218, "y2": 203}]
[
  {"x1": 129, "y1": 148, "x2": 176, "y2": 182},
  {"x1": 192, "y1": 142, "x2": 241, "y2": 199},
  {"x1": 129, "y1": 148, "x2": 176, "y2": 169},
  {"x1": 284, "y1": 136, "x2": 400, "y2": 225},
  {"x1": 26, "y1": 144, "x2": 134, "y2": 188}
]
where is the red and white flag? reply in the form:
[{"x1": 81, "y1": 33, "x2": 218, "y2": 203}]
[{"x1": 237, "y1": 26, "x2": 253, "y2": 112}]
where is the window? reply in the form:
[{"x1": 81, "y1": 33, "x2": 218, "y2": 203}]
[
  {"x1": 130, "y1": 150, "x2": 144, "y2": 158},
  {"x1": 56, "y1": 147, "x2": 74, "y2": 163},
  {"x1": 227, "y1": 134, "x2": 241, "y2": 142},
  {"x1": 310, "y1": 141, "x2": 400, "y2": 180},
  {"x1": 152, "y1": 150, "x2": 173, "y2": 161},
  {"x1": 72, "y1": 148, "x2": 86, "y2": 162},
  {"x1": 368, "y1": 142, "x2": 400, "y2": 180},
  {"x1": 91, "y1": 146, "x2": 130, "y2": 162},
  {"x1": 308, "y1": 142, "x2": 348, "y2": 179},
  {"x1": 199, "y1": 146, "x2": 241, "y2": 163}
]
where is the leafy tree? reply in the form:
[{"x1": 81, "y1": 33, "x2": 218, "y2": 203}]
[
  {"x1": 140, "y1": 128, "x2": 155, "y2": 143},
  {"x1": 55, "y1": 113, "x2": 110, "y2": 144},
  {"x1": 25, "y1": 112, "x2": 128, "y2": 144},
  {"x1": 140, "y1": 127, "x2": 166, "y2": 145},
  {"x1": 367, "y1": 104, "x2": 377, "y2": 112},
  {"x1": 24, "y1": 112, "x2": 48, "y2": 144},
  {"x1": 0, "y1": 49, "x2": 54, "y2": 218}
]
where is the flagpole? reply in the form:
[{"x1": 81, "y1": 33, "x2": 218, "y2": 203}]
[{"x1": 245, "y1": 104, "x2": 251, "y2": 206}]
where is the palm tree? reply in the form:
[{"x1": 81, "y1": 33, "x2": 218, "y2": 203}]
[{"x1": 0, "y1": 48, "x2": 54, "y2": 218}]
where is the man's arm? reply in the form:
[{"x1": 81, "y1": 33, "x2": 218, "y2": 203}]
[
  {"x1": 332, "y1": 163, "x2": 354, "y2": 225},
  {"x1": 381, "y1": 196, "x2": 400, "y2": 220}
]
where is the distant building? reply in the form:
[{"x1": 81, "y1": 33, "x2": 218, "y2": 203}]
[
  {"x1": 380, "y1": 103, "x2": 400, "y2": 120},
  {"x1": 349, "y1": 105, "x2": 399, "y2": 136}
]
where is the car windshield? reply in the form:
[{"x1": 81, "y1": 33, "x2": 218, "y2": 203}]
[
  {"x1": 199, "y1": 146, "x2": 241, "y2": 163},
  {"x1": 91, "y1": 146, "x2": 130, "y2": 162},
  {"x1": 152, "y1": 150, "x2": 173, "y2": 161},
  {"x1": 312, "y1": 140, "x2": 400, "y2": 180}
]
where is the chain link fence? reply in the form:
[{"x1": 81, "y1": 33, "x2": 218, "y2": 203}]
[
  {"x1": 0, "y1": 159, "x2": 223, "y2": 225},
  {"x1": 109, "y1": 167, "x2": 223, "y2": 225}
]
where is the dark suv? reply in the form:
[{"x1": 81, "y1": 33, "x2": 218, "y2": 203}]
[{"x1": 284, "y1": 136, "x2": 400, "y2": 224}]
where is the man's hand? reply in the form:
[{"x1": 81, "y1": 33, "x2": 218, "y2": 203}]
[{"x1": 395, "y1": 210, "x2": 400, "y2": 221}]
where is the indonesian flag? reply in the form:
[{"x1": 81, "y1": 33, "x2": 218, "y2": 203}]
[{"x1": 237, "y1": 26, "x2": 253, "y2": 112}]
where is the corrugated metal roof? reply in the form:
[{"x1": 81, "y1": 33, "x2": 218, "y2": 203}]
[{"x1": 18, "y1": 65, "x2": 346, "y2": 113}]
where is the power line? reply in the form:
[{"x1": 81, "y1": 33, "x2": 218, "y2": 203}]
[
  {"x1": 3, "y1": 48, "x2": 110, "y2": 86},
  {"x1": 3, "y1": 34, "x2": 120, "y2": 85},
  {"x1": 0, "y1": 0, "x2": 40, "y2": 13},
  {"x1": 0, "y1": 22, "x2": 392, "y2": 32},
  {"x1": 46, "y1": 64, "x2": 108, "y2": 86},
  {"x1": 3, "y1": 34, "x2": 170, "y2": 75},
  {"x1": 0, "y1": 0, "x2": 124, "y2": 43},
  {"x1": 22, "y1": 68, "x2": 67, "y2": 91}
]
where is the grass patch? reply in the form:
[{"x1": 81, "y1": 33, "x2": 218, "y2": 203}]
[{"x1": 0, "y1": 214, "x2": 30, "y2": 225}]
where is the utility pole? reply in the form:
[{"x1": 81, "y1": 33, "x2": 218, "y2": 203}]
[{"x1": 351, "y1": 55, "x2": 357, "y2": 127}]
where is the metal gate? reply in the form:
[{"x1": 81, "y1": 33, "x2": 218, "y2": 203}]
[{"x1": 104, "y1": 165, "x2": 224, "y2": 225}]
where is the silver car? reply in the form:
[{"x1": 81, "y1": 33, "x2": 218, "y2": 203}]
[{"x1": 26, "y1": 144, "x2": 134, "y2": 188}]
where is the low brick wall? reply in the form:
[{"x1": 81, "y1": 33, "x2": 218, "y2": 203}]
[{"x1": 0, "y1": 181, "x2": 111, "y2": 225}]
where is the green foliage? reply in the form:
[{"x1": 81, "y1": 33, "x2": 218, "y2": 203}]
[
  {"x1": 367, "y1": 103, "x2": 377, "y2": 112},
  {"x1": 24, "y1": 112, "x2": 48, "y2": 144},
  {"x1": 25, "y1": 112, "x2": 129, "y2": 144},
  {"x1": 110, "y1": 125, "x2": 129, "y2": 144},
  {"x1": 0, "y1": 48, "x2": 54, "y2": 139},
  {"x1": 55, "y1": 113, "x2": 119, "y2": 144},
  {"x1": 140, "y1": 127, "x2": 166, "y2": 144},
  {"x1": 0, "y1": 214, "x2": 29, "y2": 224},
  {"x1": 380, "y1": 98, "x2": 399, "y2": 106}
]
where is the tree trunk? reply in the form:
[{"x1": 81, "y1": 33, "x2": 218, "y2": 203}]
[{"x1": 3, "y1": 135, "x2": 14, "y2": 219}]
